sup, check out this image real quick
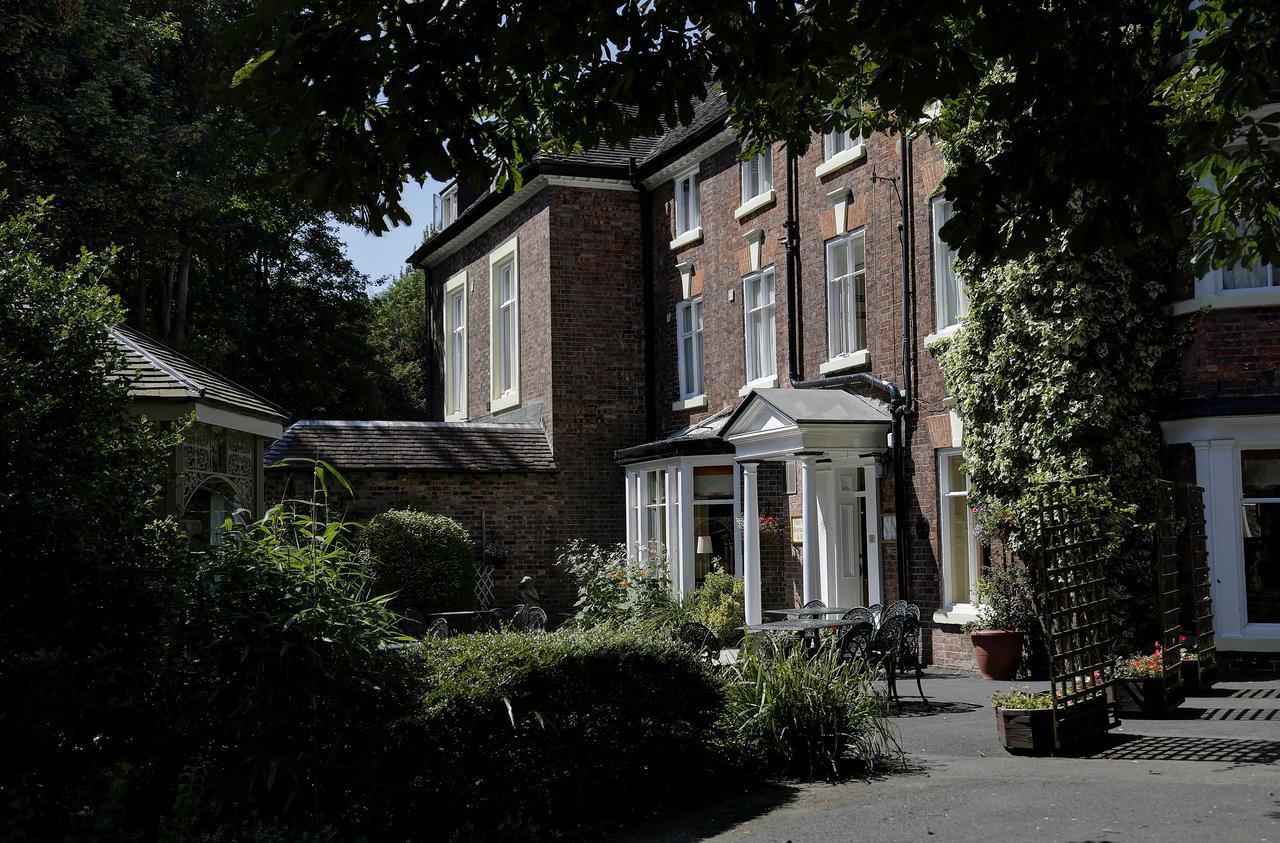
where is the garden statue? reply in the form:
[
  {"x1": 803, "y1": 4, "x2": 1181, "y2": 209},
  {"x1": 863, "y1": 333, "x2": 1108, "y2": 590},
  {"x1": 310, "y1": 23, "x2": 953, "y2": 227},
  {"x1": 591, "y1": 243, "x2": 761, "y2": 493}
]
[{"x1": 516, "y1": 575, "x2": 541, "y2": 608}]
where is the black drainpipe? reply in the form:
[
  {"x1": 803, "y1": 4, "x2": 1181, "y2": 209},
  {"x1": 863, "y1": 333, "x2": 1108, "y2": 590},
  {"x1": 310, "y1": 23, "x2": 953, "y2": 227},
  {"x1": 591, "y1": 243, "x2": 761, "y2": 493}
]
[
  {"x1": 784, "y1": 132, "x2": 915, "y2": 603},
  {"x1": 632, "y1": 157, "x2": 657, "y2": 442},
  {"x1": 784, "y1": 145, "x2": 803, "y2": 383}
]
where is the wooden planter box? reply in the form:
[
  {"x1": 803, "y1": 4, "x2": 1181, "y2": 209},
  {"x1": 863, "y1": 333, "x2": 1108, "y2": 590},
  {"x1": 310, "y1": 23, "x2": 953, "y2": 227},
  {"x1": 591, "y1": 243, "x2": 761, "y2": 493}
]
[
  {"x1": 1181, "y1": 660, "x2": 1217, "y2": 694},
  {"x1": 1111, "y1": 670, "x2": 1186, "y2": 717},
  {"x1": 994, "y1": 706, "x2": 1055, "y2": 754}
]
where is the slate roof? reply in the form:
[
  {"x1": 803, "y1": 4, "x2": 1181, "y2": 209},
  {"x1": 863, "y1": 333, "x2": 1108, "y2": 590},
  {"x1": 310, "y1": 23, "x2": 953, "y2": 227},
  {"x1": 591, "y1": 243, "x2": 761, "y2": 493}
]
[
  {"x1": 111, "y1": 325, "x2": 287, "y2": 421},
  {"x1": 614, "y1": 406, "x2": 736, "y2": 464},
  {"x1": 264, "y1": 420, "x2": 558, "y2": 474},
  {"x1": 733, "y1": 388, "x2": 892, "y2": 427},
  {"x1": 410, "y1": 86, "x2": 730, "y2": 266}
]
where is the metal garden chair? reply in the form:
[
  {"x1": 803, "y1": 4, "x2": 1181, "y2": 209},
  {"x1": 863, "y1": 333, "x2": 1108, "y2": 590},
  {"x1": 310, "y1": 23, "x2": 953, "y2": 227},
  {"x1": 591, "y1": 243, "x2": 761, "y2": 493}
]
[
  {"x1": 424, "y1": 617, "x2": 450, "y2": 638},
  {"x1": 895, "y1": 612, "x2": 927, "y2": 703},
  {"x1": 870, "y1": 615, "x2": 906, "y2": 700},
  {"x1": 524, "y1": 606, "x2": 548, "y2": 634},
  {"x1": 837, "y1": 621, "x2": 875, "y2": 665},
  {"x1": 676, "y1": 621, "x2": 721, "y2": 663}
]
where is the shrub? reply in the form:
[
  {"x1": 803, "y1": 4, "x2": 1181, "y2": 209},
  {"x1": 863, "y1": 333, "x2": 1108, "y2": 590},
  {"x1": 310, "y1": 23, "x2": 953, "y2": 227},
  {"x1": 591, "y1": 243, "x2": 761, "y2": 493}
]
[
  {"x1": 558, "y1": 539, "x2": 683, "y2": 629},
  {"x1": 180, "y1": 467, "x2": 414, "y2": 828},
  {"x1": 364, "y1": 629, "x2": 726, "y2": 840},
  {"x1": 0, "y1": 199, "x2": 188, "y2": 837},
  {"x1": 719, "y1": 644, "x2": 897, "y2": 779},
  {"x1": 966, "y1": 554, "x2": 1036, "y2": 632},
  {"x1": 694, "y1": 569, "x2": 747, "y2": 645},
  {"x1": 362, "y1": 509, "x2": 475, "y2": 612}
]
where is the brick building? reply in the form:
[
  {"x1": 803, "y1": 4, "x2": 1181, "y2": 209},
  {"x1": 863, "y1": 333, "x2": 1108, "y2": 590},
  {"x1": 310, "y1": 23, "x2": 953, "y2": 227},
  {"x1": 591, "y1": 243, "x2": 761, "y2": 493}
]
[{"x1": 280, "y1": 88, "x2": 1276, "y2": 666}]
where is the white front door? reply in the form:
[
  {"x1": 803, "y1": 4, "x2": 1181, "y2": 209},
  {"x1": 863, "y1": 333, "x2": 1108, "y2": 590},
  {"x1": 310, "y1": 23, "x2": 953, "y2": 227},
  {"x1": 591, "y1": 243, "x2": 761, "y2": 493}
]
[{"x1": 833, "y1": 464, "x2": 881, "y2": 608}]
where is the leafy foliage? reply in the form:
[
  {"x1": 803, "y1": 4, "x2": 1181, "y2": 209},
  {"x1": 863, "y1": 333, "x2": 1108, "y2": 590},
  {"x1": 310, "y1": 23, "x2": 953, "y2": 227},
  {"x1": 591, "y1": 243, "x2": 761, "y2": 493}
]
[
  {"x1": 695, "y1": 569, "x2": 747, "y2": 645},
  {"x1": 362, "y1": 509, "x2": 476, "y2": 613},
  {"x1": 368, "y1": 629, "x2": 727, "y2": 840},
  {"x1": 178, "y1": 468, "x2": 412, "y2": 827},
  {"x1": 368, "y1": 266, "x2": 430, "y2": 419},
  {"x1": 719, "y1": 644, "x2": 897, "y2": 779},
  {"x1": 0, "y1": 199, "x2": 187, "y2": 837},
  {"x1": 989, "y1": 686, "x2": 1054, "y2": 710},
  {"x1": 967, "y1": 555, "x2": 1036, "y2": 633}
]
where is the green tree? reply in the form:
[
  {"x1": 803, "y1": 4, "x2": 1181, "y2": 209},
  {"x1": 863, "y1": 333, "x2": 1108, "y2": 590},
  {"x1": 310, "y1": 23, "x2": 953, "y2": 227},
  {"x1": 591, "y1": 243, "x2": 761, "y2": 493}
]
[
  {"x1": 369, "y1": 265, "x2": 429, "y2": 418},
  {"x1": 0, "y1": 198, "x2": 187, "y2": 836}
]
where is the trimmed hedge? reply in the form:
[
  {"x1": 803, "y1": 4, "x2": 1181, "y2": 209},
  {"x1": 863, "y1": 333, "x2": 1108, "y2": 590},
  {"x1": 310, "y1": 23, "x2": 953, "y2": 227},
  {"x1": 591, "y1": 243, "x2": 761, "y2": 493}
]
[
  {"x1": 362, "y1": 510, "x2": 474, "y2": 612},
  {"x1": 362, "y1": 630, "x2": 727, "y2": 840}
]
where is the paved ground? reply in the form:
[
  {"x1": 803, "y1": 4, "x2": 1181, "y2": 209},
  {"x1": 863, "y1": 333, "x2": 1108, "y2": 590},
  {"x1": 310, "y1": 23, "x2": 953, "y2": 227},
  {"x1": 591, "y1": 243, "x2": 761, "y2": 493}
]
[{"x1": 616, "y1": 670, "x2": 1280, "y2": 842}]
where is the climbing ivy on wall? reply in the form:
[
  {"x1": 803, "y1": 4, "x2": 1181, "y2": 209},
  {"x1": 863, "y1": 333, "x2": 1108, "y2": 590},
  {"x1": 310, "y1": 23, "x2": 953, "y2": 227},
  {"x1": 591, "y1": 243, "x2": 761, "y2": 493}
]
[{"x1": 933, "y1": 69, "x2": 1189, "y2": 653}]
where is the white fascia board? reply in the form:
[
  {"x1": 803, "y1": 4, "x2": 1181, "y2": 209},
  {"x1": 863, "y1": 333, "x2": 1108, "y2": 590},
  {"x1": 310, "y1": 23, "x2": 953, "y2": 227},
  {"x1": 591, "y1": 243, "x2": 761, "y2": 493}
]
[{"x1": 642, "y1": 129, "x2": 738, "y2": 190}]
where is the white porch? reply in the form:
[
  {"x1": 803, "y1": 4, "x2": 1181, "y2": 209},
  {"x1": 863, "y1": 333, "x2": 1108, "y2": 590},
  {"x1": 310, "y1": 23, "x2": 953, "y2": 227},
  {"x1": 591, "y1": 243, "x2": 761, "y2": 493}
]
[{"x1": 723, "y1": 388, "x2": 893, "y2": 625}]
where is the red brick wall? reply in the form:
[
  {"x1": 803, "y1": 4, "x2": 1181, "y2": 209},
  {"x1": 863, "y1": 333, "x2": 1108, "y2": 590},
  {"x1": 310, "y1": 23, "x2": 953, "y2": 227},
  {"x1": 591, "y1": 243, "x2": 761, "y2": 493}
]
[
  {"x1": 1174, "y1": 308, "x2": 1280, "y2": 404},
  {"x1": 645, "y1": 131, "x2": 975, "y2": 667},
  {"x1": 265, "y1": 468, "x2": 579, "y2": 611}
]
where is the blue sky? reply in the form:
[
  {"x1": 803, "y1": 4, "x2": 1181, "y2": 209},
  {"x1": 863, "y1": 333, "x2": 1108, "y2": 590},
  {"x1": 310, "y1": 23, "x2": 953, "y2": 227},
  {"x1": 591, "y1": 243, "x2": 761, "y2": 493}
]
[{"x1": 335, "y1": 178, "x2": 442, "y2": 291}]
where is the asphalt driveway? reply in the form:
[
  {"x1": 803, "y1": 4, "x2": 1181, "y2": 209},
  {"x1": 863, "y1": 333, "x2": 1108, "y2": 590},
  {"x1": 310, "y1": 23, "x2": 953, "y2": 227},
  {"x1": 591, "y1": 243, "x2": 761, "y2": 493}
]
[{"x1": 615, "y1": 670, "x2": 1280, "y2": 843}]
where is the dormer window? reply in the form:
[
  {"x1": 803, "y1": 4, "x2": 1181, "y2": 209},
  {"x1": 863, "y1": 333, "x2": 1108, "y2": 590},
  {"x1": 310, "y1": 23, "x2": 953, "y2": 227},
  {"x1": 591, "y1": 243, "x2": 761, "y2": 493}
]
[{"x1": 441, "y1": 185, "x2": 459, "y2": 227}]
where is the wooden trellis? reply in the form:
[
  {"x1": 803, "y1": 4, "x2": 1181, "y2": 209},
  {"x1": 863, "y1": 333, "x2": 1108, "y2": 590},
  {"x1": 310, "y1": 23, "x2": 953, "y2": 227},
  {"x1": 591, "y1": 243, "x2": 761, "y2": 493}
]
[
  {"x1": 1030, "y1": 476, "x2": 1115, "y2": 750},
  {"x1": 1175, "y1": 482, "x2": 1218, "y2": 689}
]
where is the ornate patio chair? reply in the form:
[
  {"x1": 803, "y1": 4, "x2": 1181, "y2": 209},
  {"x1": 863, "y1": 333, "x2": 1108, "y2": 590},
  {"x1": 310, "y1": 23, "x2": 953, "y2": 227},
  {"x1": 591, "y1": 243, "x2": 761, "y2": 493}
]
[
  {"x1": 424, "y1": 617, "x2": 450, "y2": 639},
  {"x1": 800, "y1": 598, "x2": 827, "y2": 619},
  {"x1": 867, "y1": 603, "x2": 884, "y2": 626},
  {"x1": 524, "y1": 606, "x2": 548, "y2": 634},
  {"x1": 840, "y1": 607, "x2": 876, "y2": 627},
  {"x1": 837, "y1": 621, "x2": 875, "y2": 665},
  {"x1": 508, "y1": 603, "x2": 528, "y2": 630},
  {"x1": 870, "y1": 615, "x2": 906, "y2": 700},
  {"x1": 676, "y1": 621, "x2": 721, "y2": 663},
  {"x1": 881, "y1": 600, "x2": 910, "y2": 624},
  {"x1": 895, "y1": 613, "x2": 927, "y2": 703},
  {"x1": 752, "y1": 631, "x2": 790, "y2": 660},
  {"x1": 472, "y1": 608, "x2": 503, "y2": 634}
]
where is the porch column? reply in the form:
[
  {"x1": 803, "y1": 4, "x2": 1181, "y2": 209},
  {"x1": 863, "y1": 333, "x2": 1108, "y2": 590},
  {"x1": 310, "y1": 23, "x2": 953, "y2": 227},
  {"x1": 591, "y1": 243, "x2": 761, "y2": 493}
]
[
  {"x1": 799, "y1": 454, "x2": 821, "y2": 603},
  {"x1": 741, "y1": 460, "x2": 763, "y2": 626}
]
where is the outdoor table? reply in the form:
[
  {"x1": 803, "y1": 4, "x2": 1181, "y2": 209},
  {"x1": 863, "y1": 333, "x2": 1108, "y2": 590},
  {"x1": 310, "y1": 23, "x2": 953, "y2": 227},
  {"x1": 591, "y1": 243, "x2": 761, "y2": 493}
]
[
  {"x1": 763, "y1": 607, "x2": 857, "y2": 618},
  {"x1": 745, "y1": 618, "x2": 860, "y2": 633},
  {"x1": 426, "y1": 609, "x2": 504, "y2": 634}
]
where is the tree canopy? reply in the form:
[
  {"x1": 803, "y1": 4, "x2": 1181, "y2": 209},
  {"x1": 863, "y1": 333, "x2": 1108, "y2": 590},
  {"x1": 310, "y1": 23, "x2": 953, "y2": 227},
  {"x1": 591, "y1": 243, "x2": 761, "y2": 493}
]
[{"x1": 231, "y1": 0, "x2": 1279, "y2": 270}]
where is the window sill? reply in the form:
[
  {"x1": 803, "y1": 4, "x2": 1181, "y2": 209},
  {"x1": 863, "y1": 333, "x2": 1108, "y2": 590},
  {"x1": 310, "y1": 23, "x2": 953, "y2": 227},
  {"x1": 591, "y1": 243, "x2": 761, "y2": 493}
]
[
  {"x1": 669, "y1": 227, "x2": 703, "y2": 251},
  {"x1": 671, "y1": 394, "x2": 708, "y2": 412},
  {"x1": 444, "y1": 411, "x2": 469, "y2": 423},
  {"x1": 1214, "y1": 626, "x2": 1280, "y2": 652},
  {"x1": 490, "y1": 392, "x2": 520, "y2": 413},
  {"x1": 932, "y1": 604, "x2": 981, "y2": 627},
  {"x1": 734, "y1": 189, "x2": 776, "y2": 221},
  {"x1": 818, "y1": 349, "x2": 870, "y2": 375},
  {"x1": 738, "y1": 375, "x2": 778, "y2": 396},
  {"x1": 1170, "y1": 286, "x2": 1280, "y2": 316},
  {"x1": 924, "y1": 322, "x2": 963, "y2": 348},
  {"x1": 814, "y1": 144, "x2": 866, "y2": 179}
]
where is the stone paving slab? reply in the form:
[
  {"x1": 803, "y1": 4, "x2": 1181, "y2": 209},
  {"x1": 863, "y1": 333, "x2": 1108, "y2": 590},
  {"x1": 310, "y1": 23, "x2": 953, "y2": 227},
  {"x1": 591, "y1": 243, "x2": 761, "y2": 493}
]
[{"x1": 614, "y1": 671, "x2": 1280, "y2": 843}]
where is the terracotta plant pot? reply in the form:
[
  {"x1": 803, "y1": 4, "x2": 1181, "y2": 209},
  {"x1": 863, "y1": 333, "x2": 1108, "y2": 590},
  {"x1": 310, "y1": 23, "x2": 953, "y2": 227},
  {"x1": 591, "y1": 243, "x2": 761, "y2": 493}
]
[{"x1": 971, "y1": 630, "x2": 1025, "y2": 680}]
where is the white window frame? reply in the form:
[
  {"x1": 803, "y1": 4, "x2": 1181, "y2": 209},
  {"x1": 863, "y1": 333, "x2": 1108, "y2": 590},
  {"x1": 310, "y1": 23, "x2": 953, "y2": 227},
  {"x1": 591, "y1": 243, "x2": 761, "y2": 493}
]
[
  {"x1": 825, "y1": 230, "x2": 868, "y2": 364},
  {"x1": 440, "y1": 184, "x2": 459, "y2": 227},
  {"x1": 672, "y1": 167, "x2": 701, "y2": 244},
  {"x1": 443, "y1": 270, "x2": 468, "y2": 421},
  {"x1": 676, "y1": 296, "x2": 705, "y2": 401},
  {"x1": 488, "y1": 236, "x2": 520, "y2": 412},
  {"x1": 740, "y1": 149, "x2": 773, "y2": 204},
  {"x1": 742, "y1": 267, "x2": 777, "y2": 387},
  {"x1": 816, "y1": 125, "x2": 866, "y2": 178},
  {"x1": 932, "y1": 196, "x2": 966, "y2": 333},
  {"x1": 938, "y1": 449, "x2": 981, "y2": 618}
]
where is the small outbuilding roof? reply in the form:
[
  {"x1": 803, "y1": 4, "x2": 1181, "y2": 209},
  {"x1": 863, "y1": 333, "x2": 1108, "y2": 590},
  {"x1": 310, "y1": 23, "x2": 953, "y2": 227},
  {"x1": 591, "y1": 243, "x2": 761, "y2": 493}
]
[
  {"x1": 111, "y1": 325, "x2": 287, "y2": 438},
  {"x1": 264, "y1": 419, "x2": 558, "y2": 474}
]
